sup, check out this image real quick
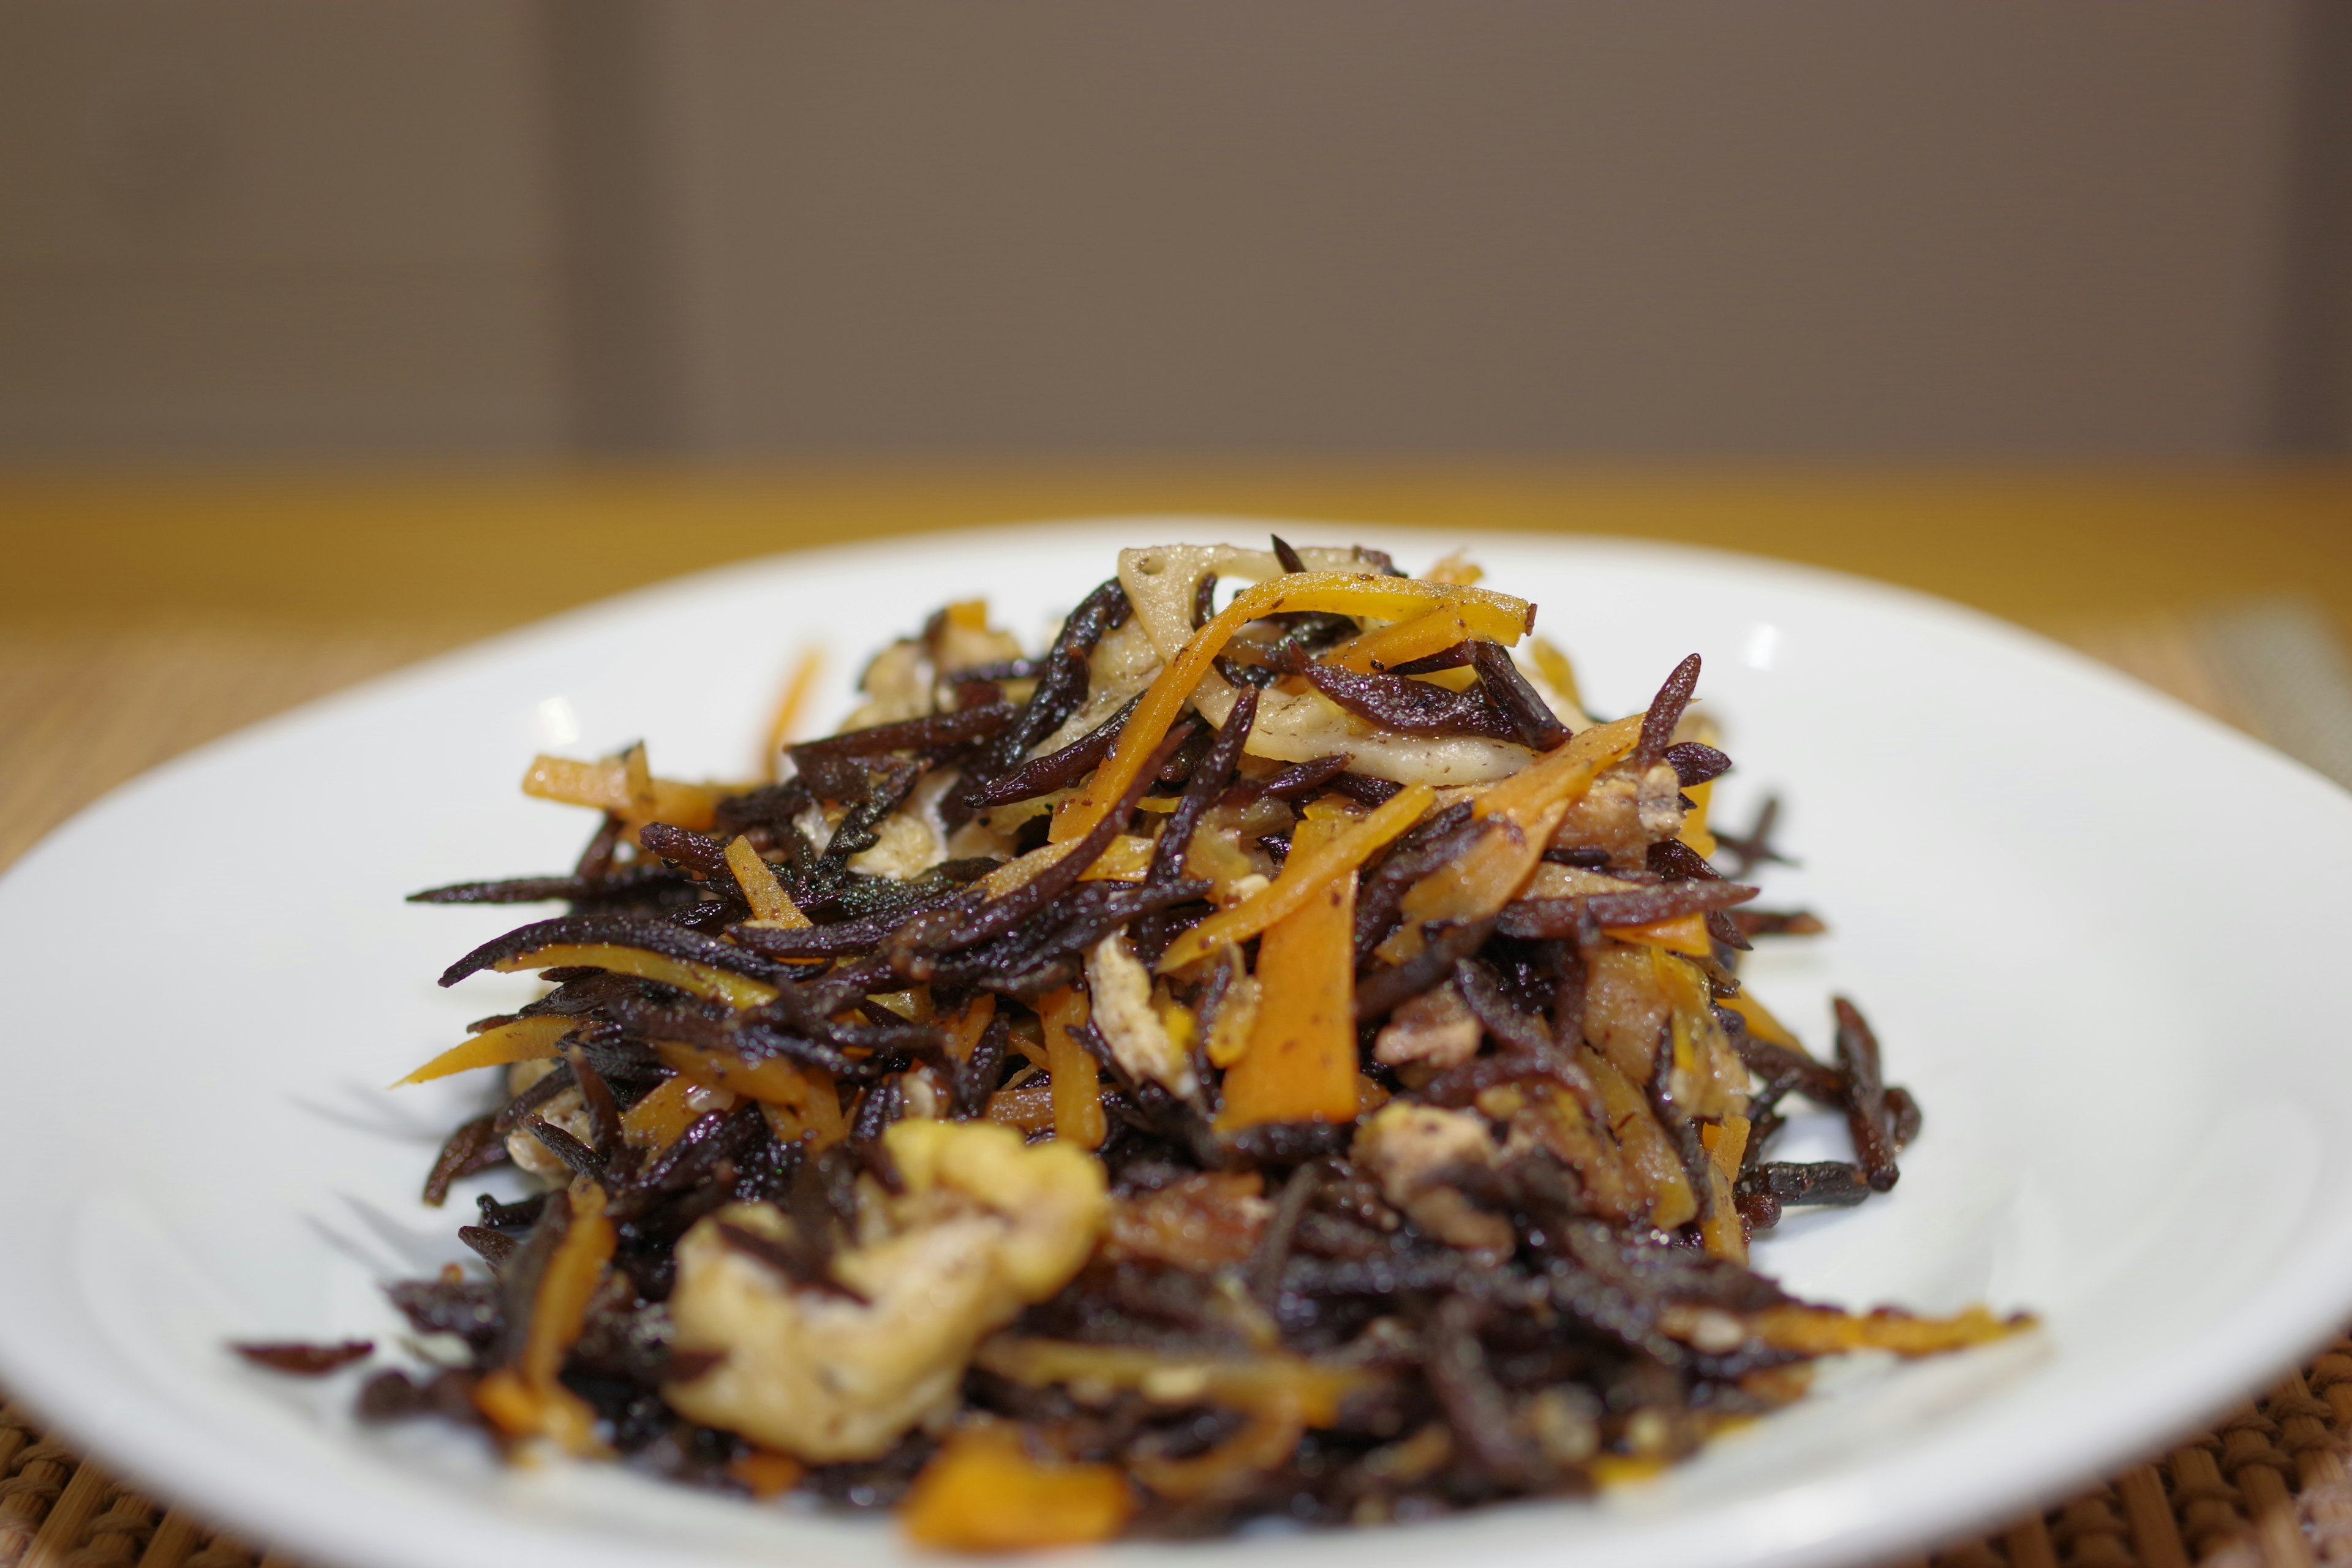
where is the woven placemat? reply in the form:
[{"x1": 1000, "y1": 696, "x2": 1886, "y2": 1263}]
[{"x1": 2, "y1": 601, "x2": 2348, "y2": 1568}]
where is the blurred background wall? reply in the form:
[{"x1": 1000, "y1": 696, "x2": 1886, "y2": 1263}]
[{"x1": 2, "y1": 0, "x2": 2347, "y2": 460}]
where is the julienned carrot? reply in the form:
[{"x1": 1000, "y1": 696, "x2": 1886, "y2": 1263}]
[
  {"x1": 1323, "y1": 606, "x2": 1477, "y2": 674},
  {"x1": 1603, "y1": 911, "x2": 1714, "y2": 956},
  {"x1": 521, "y1": 752, "x2": 728, "y2": 832},
  {"x1": 725, "y1": 835, "x2": 808, "y2": 927},
  {"x1": 1215, "y1": 814, "x2": 1362, "y2": 1129},
  {"x1": 900, "y1": 1427, "x2": 1133, "y2": 1550},
  {"x1": 394, "y1": 1014, "x2": 574, "y2": 1087},
  {"x1": 1054, "y1": 572, "x2": 1533, "y2": 844},
  {"x1": 488, "y1": 943, "x2": 777, "y2": 1011},
  {"x1": 1378, "y1": 715, "x2": 1643, "y2": 962},
  {"x1": 654, "y1": 1042, "x2": 844, "y2": 1148},
  {"x1": 1039, "y1": 987, "x2": 1106, "y2": 1149},
  {"x1": 1158, "y1": 783, "x2": 1435, "y2": 973},
  {"x1": 474, "y1": 1180, "x2": 614, "y2": 1454}
]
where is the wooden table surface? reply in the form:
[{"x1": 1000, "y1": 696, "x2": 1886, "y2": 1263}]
[{"x1": 1, "y1": 464, "x2": 2346, "y2": 867}]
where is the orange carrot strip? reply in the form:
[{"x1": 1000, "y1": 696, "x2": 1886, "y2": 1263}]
[
  {"x1": 654, "y1": 1041, "x2": 843, "y2": 1147},
  {"x1": 488, "y1": 943, "x2": 776, "y2": 1011},
  {"x1": 1322, "y1": 608, "x2": 1476, "y2": 674},
  {"x1": 1741, "y1": 1304, "x2": 2026, "y2": 1357},
  {"x1": 475, "y1": 1180, "x2": 614, "y2": 1454},
  {"x1": 1677, "y1": 777, "x2": 1717, "y2": 859},
  {"x1": 393, "y1": 1015, "x2": 574, "y2": 1087},
  {"x1": 1472, "y1": 713, "x2": 1642, "y2": 824},
  {"x1": 1159, "y1": 783, "x2": 1434, "y2": 973},
  {"x1": 900, "y1": 1428, "x2": 1134, "y2": 1551},
  {"x1": 1377, "y1": 717, "x2": 1643, "y2": 963},
  {"x1": 1040, "y1": 987, "x2": 1106, "y2": 1150},
  {"x1": 1529, "y1": 637, "x2": 1583, "y2": 714},
  {"x1": 1722, "y1": 991, "x2": 1808, "y2": 1054},
  {"x1": 1130, "y1": 1396, "x2": 1305, "y2": 1500},
  {"x1": 1697, "y1": 1114, "x2": 1751, "y2": 1263},
  {"x1": 1055, "y1": 572, "x2": 1534, "y2": 844},
  {"x1": 724, "y1": 836, "x2": 807, "y2": 927},
  {"x1": 619, "y1": 1074, "x2": 704, "y2": 1150},
  {"x1": 1603, "y1": 911, "x2": 1714, "y2": 956},
  {"x1": 1585, "y1": 1047, "x2": 1698, "y2": 1229},
  {"x1": 1076, "y1": 834, "x2": 1157, "y2": 881},
  {"x1": 521, "y1": 753, "x2": 726, "y2": 832},
  {"x1": 944, "y1": 994, "x2": 998, "y2": 1062},
  {"x1": 761, "y1": 646, "x2": 824, "y2": 781},
  {"x1": 731, "y1": 1449, "x2": 805, "y2": 1499},
  {"x1": 1215, "y1": 816, "x2": 1362, "y2": 1129}
]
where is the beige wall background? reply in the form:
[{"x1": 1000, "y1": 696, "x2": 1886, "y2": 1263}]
[{"x1": 1, "y1": 0, "x2": 2347, "y2": 458}]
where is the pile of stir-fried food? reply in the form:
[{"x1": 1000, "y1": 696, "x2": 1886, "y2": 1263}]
[{"x1": 244, "y1": 539, "x2": 2025, "y2": 1547}]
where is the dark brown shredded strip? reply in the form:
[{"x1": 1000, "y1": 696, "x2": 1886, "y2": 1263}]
[
  {"x1": 1303, "y1": 664, "x2": 1519, "y2": 742},
  {"x1": 1634, "y1": 653, "x2": 1703, "y2": 770},
  {"x1": 421, "y1": 1112, "x2": 509, "y2": 1207},
  {"x1": 1834, "y1": 996, "x2": 1901, "y2": 1192},
  {"x1": 234, "y1": 1340, "x2": 374, "y2": 1375}
]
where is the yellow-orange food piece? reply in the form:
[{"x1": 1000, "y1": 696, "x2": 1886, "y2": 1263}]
[
  {"x1": 1677, "y1": 777, "x2": 1717, "y2": 859},
  {"x1": 618, "y1": 1074, "x2": 705, "y2": 1150},
  {"x1": 475, "y1": 1180, "x2": 614, "y2": 1454},
  {"x1": 984, "y1": 1079, "x2": 1058, "y2": 1134},
  {"x1": 1377, "y1": 717, "x2": 1643, "y2": 963},
  {"x1": 1057, "y1": 571, "x2": 1534, "y2": 843},
  {"x1": 1131, "y1": 1396, "x2": 1305, "y2": 1501},
  {"x1": 655, "y1": 1042, "x2": 843, "y2": 1148},
  {"x1": 489, "y1": 943, "x2": 777, "y2": 1011},
  {"x1": 393, "y1": 1014, "x2": 574, "y2": 1087},
  {"x1": 1076, "y1": 834, "x2": 1157, "y2": 882},
  {"x1": 725, "y1": 835, "x2": 807, "y2": 927},
  {"x1": 1039, "y1": 987, "x2": 1106, "y2": 1150},
  {"x1": 1215, "y1": 816, "x2": 1362, "y2": 1131},
  {"x1": 1697, "y1": 1114, "x2": 1751, "y2": 1264},
  {"x1": 1159, "y1": 782, "x2": 1433, "y2": 973},
  {"x1": 1472, "y1": 713, "x2": 1642, "y2": 824},
  {"x1": 1529, "y1": 638, "x2": 1583, "y2": 715},
  {"x1": 1322, "y1": 608, "x2": 1477, "y2": 674},
  {"x1": 1585, "y1": 1048, "x2": 1698, "y2": 1230},
  {"x1": 900, "y1": 1428, "x2": 1134, "y2": 1551},
  {"x1": 943, "y1": 994, "x2": 998, "y2": 1063},
  {"x1": 1721, "y1": 991, "x2": 1809, "y2": 1054},
  {"x1": 761, "y1": 647, "x2": 824, "y2": 780},
  {"x1": 1602, "y1": 911, "x2": 1714, "y2": 956},
  {"x1": 1744, "y1": 1304, "x2": 2026, "y2": 1356},
  {"x1": 729, "y1": 1449, "x2": 806, "y2": 1499},
  {"x1": 974, "y1": 1338, "x2": 1370, "y2": 1426},
  {"x1": 521, "y1": 752, "x2": 728, "y2": 832},
  {"x1": 1104, "y1": 1171, "x2": 1268, "y2": 1269}
]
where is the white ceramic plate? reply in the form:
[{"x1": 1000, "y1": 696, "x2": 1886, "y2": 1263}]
[{"x1": 4, "y1": 519, "x2": 2351, "y2": 1568}]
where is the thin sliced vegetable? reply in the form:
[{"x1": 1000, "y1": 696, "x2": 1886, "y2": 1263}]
[
  {"x1": 725, "y1": 835, "x2": 807, "y2": 926},
  {"x1": 1215, "y1": 814, "x2": 1362, "y2": 1129},
  {"x1": 393, "y1": 1014, "x2": 574, "y2": 1087},
  {"x1": 522, "y1": 753, "x2": 727, "y2": 832},
  {"x1": 761, "y1": 647, "x2": 824, "y2": 780},
  {"x1": 900, "y1": 1427, "x2": 1133, "y2": 1550},
  {"x1": 1602, "y1": 911, "x2": 1714, "y2": 956},
  {"x1": 1039, "y1": 987, "x2": 1106, "y2": 1149},
  {"x1": 474, "y1": 1181, "x2": 614, "y2": 1454},
  {"x1": 1159, "y1": 782, "x2": 1433, "y2": 973},
  {"x1": 1057, "y1": 572, "x2": 1533, "y2": 843},
  {"x1": 488, "y1": 943, "x2": 777, "y2": 1011},
  {"x1": 1741, "y1": 1304, "x2": 2027, "y2": 1356}
]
